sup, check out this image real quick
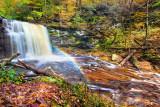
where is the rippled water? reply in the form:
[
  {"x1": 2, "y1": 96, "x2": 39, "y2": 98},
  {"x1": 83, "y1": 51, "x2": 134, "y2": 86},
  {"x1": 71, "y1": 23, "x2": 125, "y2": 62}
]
[{"x1": 74, "y1": 55, "x2": 160, "y2": 106}]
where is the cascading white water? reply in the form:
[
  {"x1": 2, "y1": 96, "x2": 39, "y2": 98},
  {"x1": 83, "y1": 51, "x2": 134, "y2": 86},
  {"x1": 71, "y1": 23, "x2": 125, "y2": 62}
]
[
  {"x1": 2, "y1": 19, "x2": 52, "y2": 58},
  {"x1": 1, "y1": 19, "x2": 88, "y2": 85}
]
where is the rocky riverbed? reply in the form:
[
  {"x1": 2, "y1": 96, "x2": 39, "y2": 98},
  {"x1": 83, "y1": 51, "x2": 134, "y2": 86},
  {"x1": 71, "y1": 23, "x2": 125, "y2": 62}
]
[{"x1": 58, "y1": 47, "x2": 160, "y2": 106}]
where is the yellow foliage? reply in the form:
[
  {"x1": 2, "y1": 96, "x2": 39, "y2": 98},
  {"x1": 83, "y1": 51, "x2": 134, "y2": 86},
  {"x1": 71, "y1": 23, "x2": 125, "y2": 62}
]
[
  {"x1": 135, "y1": 22, "x2": 145, "y2": 29},
  {"x1": 59, "y1": 0, "x2": 78, "y2": 22},
  {"x1": 134, "y1": 12, "x2": 146, "y2": 18}
]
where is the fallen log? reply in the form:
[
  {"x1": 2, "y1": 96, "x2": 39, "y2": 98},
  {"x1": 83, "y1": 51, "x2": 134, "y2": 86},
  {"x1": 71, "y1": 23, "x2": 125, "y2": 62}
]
[
  {"x1": 0, "y1": 53, "x2": 20, "y2": 69},
  {"x1": 0, "y1": 53, "x2": 77, "y2": 85},
  {"x1": 117, "y1": 50, "x2": 136, "y2": 67},
  {"x1": 18, "y1": 60, "x2": 57, "y2": 76},
  {"x1": 23, "y1": 74, "x2": 43, "y2": 78},
  {"x1": 18, "y1": 60, "x2": 74, "y2": 85},
  {"x1": 7, "y1": 62, "x2": 26, "y2": 69}
]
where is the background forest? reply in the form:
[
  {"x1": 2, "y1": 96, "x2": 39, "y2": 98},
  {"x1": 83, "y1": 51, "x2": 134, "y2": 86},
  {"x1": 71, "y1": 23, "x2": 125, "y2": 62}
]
[{"x1": 0, "y1": 0, "x2": 160, "y2": 62}]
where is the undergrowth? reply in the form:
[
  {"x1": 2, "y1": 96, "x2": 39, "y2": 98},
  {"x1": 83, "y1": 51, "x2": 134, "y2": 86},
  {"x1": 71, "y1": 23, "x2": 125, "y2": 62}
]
[
  {"x1": 37, "y1": 76, "x2": 114, "y2": 107},
  {"x1": 0, "y1": 68, "x2": 24, "y2": 84},
  {"x1": 0, "y1": 67, "x2": 114, "y2": 106}
]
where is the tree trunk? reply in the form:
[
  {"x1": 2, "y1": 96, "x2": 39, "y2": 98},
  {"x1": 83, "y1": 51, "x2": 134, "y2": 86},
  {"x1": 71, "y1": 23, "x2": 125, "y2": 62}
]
[
  {"x1": 18, "y1": 60, "x2": 75, "y2": 85},
  {"x1": 45, "y1": 0, "x2": 48, "y2": 23},
  {"x1": 79, "y1": 0, "x2": 82, "y2": 11},
  {"x1": 145, "y1": 0, "x2": 149, "y2": 46},
  {"x1": 128, "y1": 0, "x2": 133, "y2": 53},
  {"x1": 76, "y1": 0, "x2": 79, "y2": 7}
]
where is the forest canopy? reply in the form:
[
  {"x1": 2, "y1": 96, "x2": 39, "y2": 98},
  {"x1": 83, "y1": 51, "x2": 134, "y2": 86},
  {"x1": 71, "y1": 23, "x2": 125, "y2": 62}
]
[{"x1": 0, "y1": 0, "x2": 160, "y2": 50}]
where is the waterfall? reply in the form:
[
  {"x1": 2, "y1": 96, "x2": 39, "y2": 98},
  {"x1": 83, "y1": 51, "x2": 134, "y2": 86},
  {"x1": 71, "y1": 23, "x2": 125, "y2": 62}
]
[
  {"x1": 2, "y1": 19, "x2": 52, "y2": 58},
  {"x1": 1, "y1": 19, "x2": 88, "y2": 85}
]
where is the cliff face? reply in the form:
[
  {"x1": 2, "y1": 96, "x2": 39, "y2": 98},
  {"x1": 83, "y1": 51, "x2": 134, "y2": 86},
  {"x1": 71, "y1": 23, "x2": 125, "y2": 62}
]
[
  {"x1": 0, "y1": 16, "x2": 4, "y2": 58},
  {"x1": 0, "y1": 16, "x2": 12, "y2": 58}
]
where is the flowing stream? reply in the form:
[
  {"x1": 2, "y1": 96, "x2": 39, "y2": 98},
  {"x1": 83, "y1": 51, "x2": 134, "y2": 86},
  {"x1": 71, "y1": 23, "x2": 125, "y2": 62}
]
[
  {"x1": 1, "y1": 19, "x2": 160, "y2": 106},
  {"x1": 74, "y1": 55, "x2": 160, "y2": 106}
]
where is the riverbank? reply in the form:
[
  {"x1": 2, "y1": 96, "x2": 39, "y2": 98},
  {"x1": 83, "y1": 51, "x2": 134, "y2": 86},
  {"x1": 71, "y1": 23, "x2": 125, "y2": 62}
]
[
  {"x1": 56, "y1": 47, "x2": 160, "y2": 107},
  {"x1": 0, "y1": 76, "x2": 114, "y2": 106},
  {"x1": 58, "y1": 47, "x2": 160, "y2": 73}
]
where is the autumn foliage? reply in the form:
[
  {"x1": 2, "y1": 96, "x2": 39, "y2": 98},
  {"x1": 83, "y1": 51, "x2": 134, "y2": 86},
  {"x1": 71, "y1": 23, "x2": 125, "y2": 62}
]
[{"x1": 0, "y1": 78, "x2": 113, "y2": 106}]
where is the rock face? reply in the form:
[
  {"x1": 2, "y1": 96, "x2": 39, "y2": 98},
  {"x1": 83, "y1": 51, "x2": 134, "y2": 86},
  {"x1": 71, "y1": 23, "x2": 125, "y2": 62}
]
[
  {"x1": 0, "y1": 17, "x2": 12, "y2": 58},
  {"x1": 111, "y1": 54, "x2": 123, "y2": 63},
  {"x1": 0, "y1": 17, "x2": 4, "y2": 58},
  {"x1": 47, "y1": 26, "x2": 96, "y2": 49},
  {"x1": 134, "y1": 60, "x2": 155, "y2": 72}
]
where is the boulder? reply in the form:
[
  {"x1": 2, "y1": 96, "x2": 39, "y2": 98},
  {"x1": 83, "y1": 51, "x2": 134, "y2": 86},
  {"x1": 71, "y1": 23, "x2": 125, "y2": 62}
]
[
  {"x1": 98, "y1": 57, "x2": 110, "y2": 62},
  {"x1": 134, "y1": 60, "x2": 155, "y2": 72},
  {"x1": 91, "y1": 52, "x2": 104, "y2": 57},
  {"x1": 111, "y1": 54, "x2": 123, "y2": 63}
]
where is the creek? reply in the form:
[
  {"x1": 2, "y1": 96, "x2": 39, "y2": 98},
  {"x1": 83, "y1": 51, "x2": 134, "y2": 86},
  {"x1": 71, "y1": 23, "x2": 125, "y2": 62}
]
[
  {"x1": 73, "y1": 55, "x2": 160, "y2": 106},
  {"x1": 0, "y1": 19, "x2": 159, "y2": 106}
]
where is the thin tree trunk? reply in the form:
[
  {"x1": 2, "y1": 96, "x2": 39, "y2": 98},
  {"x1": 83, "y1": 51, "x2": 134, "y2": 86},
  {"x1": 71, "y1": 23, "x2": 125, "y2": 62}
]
[
  {"x1": 145, "y1": 0, "x2": 149, "y2": 46},
  {"x1": 45, "y1": 0, "x2": 46, "y2": 16},
  {"x1": 76, "y1": 0, "x2": 79, "y2": 7},
  {"x1": 79, "y1": 0, "x2": 82, "y2": 11},
  {"x1": 128, "y1": 0, "x2": 133, "y2": 53},
  {"x1": 45, "y1": 0, "x2": 48, "y2": 23},
  {"x1": 124, "y1": 0, "x2": 127, "y2": 47}
]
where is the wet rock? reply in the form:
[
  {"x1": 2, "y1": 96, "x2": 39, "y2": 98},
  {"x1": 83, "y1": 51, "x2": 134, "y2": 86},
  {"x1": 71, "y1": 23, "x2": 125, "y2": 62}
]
[
  {"x1": 134, "y1": 60, "x2": 155, "y2": 72},
  {"x1": 76, "y1": 31, "x2": 87, "y2": 36},
  {"x1": 98, "y1": 57, "x2": 110, "y2": 62},
  {"x1": 48, "y1": 26, "x2": 94, "y2": 49},
  {"x1": 111, "y1": 54, "x2": 123, "y2": 63},
  {"x1": 91, "y1": 52, "x2": 104, "y2": 57}
]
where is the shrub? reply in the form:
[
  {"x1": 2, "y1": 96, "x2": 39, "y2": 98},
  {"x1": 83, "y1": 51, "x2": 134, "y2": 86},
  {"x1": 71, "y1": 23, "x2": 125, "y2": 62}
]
[{"x1": 0, "y1": 68, "x2": 24, "y2": 84}]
